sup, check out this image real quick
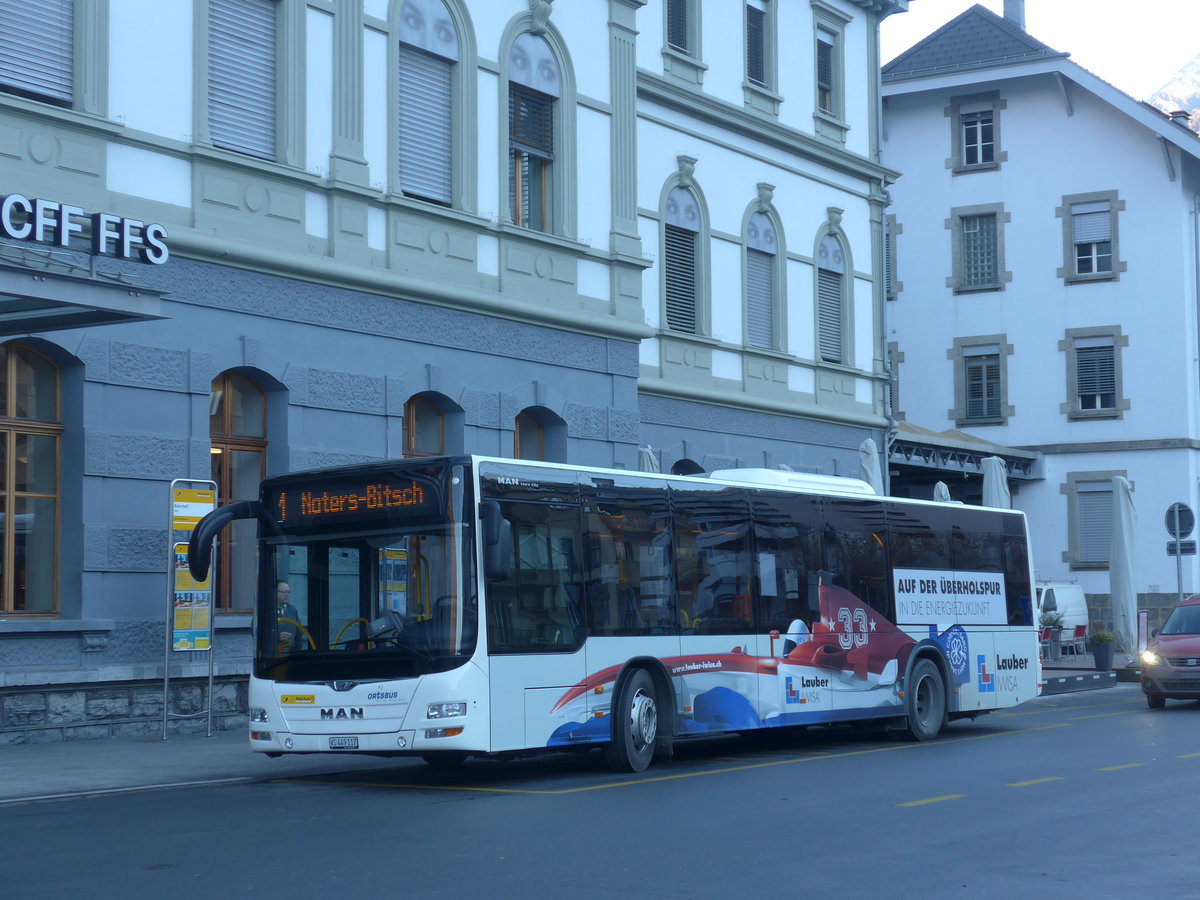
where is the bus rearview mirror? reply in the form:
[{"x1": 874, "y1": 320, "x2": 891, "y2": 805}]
[{"x1": 480, "y1": 500, "x2": 511, "y2": 582}]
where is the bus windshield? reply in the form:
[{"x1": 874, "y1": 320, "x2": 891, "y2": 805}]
[{"x1": 256, "y1": 462, "x2": 477, "y2": 683}]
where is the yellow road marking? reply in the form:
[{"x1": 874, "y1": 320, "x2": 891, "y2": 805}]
[
  {"x1": 898, "y1": 794, "x2": 965, "y2": 807},
  {"x1": 269, "y1": 722, "x2": 1071, "y2": 795},
  {"x1": 1007, "y1": 777, "x2": 1064, "y2": 787},
  {"x1": 1177, "y1": 752, "x2": 1200, "y2": 759},
  {"x1": 1097, "y1": 763, "x2": 1144, "y2": 772}
]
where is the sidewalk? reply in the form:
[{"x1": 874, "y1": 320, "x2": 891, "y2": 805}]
[
  {"x1": 0, "y1": 663, "x2": 1127, "y2": 806},
  {"x1": 1040, "y1": 649, "x2": 1132, "y2": 695},
  {"x1": 0, "y1": 727, "x2": 404, "y2": 806}
]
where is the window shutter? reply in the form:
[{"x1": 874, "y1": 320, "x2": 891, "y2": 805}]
[
  {"x1": 883, "y1": 222, "x2": 893, "y2": 298},
  {"x1": 1073, "y1": 206, "x2": 1111, "y2": 244},
  {"x1": 209, "y1": 0, "x2": 277, "y2": 160},
  {"x1": 399, "y1": 47, "x2": 453, "y2": 204},
  {"x1": 746, "y1": 5, "x2": 765, "y2": 86},
  {"x1": 1076, "y1": 345, "x2": 1115, "y2": 395},
  {"x1": 746, "y1": 248, "x2": 773, "y2": 349},
  {"x1": 0, "y1": 0, "x2": 73, "y2": 103},
  {"x1": 965, "y1": 353, "x2": 1000, "y2": 419},
  {"x1": 817, "y1": 268, "x2": 842, "y2": 363},
  {"x1": 509, "y1": 83, "x2": 553, "y2": 159},
  {"x1": 1077, "y1": 486, "x2": 1112, "y2": 563},
  {"x1": 667, "y1": 0, "x2": 689, "y2": 54},
  {"x1": 664, "y1": 224, "x2": 697, "y2": 333}
]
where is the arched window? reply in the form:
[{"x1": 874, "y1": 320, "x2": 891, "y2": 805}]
[
  {"x1": 508, "y1": 32, "x2": 560, "y2": 231},
  {"x1": 514, "y1": 406, "x2": 566, "y2": 462},
  {"x1": 0, "y1": 343, "x2": 60, "y2": 613},
  {"x1": 404, "y1": 394, "x2": 444, "y2": 457},
  {"x1": 398, "y1": 0, "x2": 459, "y2": 204},
  {"x1": 745, "y1": 211, "x2": 780, "y2": 350},
  {"x1": 210, "y1": 371, "x2": 267, "y2": 612},
  {"x1": 671, "y1": 458, "x2": 704, "y2": 476},
  {"x1": 664, "y1": 186, "x2": 702, "y2": 334},
  {"x1": 817, "y1": 234, "x2": 846, "y2": 364}
]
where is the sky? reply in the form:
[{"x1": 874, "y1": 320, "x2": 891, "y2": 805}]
[{"x1": 881, "y1": 0, "x2": 1200, "y2": 100}]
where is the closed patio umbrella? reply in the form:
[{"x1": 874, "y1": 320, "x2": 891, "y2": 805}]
[
  {"x1": 858, "y1": 438, "x2": 884, "y2": 495},
  {"x1": 933, "y1": 481, "x2": 952, "y2": 502},
  {"x1": 981, "y1": 456, "x2": 1010, "y2": 508},
  {"x1": 1110, "y1": 476, "x2": 1138, "y2": 664}
]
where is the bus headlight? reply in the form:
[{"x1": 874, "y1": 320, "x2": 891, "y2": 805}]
[
  {"x1": 427, "y1": 702, "x2": 467, "y2": 719},
  {"x1": 250, "y1": 707, "x2": 270, "y2": 723},
  {"x1": 1141, "y1": 649, "x2": 1163, "y2": 667}
]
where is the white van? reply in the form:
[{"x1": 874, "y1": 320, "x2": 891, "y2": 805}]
[{"x1": 1036, "y1": 582, "x2": 1090, "y2": 636}]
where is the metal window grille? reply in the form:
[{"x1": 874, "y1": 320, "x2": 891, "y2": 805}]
[
  {"x1": 962, "y1": 214, "x2": 997, "y2": 287},
  {"x1": 746, "y1": 248, "x2": 773, "y2": 349},
  {"x1": 399, "y1": 46, "x2": 453, "y2": 204},
  {"x1": 817, "y1": 268, "x2": 842, "y2": 363},
  {"x1": 0, "y1": 0, "x2": 73, "y2": 104},
  {"x1": 664, "y1": 224, "x2": 697, "y2": 333},
  {"x1": 209, "y1": 0, "x2": 277, "y2": 160},
  {"x1": 961, "y1": 111, "x2": 994, "y2": 165}
]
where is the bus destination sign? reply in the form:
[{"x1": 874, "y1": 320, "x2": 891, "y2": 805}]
[{"x1": 276, "y1": 481, "x2": 430, "y2": 523}]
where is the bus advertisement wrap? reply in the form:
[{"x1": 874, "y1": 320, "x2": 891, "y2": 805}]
[{"x1": 893, "y1": 568, "x2": 1007, "y2": 625}]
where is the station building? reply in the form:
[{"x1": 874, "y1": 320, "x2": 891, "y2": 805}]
[{"x1": 0, "y1": 0, "x2": 903, "y2": 741}]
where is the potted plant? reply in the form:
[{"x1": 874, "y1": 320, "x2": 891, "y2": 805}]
[
  {"x1": 1090, "y1": 629, "x2": 1115, "y2": 671},
  {"x1": 1038, "y1": 611, "x2": 1065, "y2": 629}
]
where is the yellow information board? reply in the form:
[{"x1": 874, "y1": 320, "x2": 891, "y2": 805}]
[
  {"x1": 172, "y1": 488, "x2": 216, "y2": 531},
  {"x1": 172, "y1": 542, "x2": 212, "y2": 651}
]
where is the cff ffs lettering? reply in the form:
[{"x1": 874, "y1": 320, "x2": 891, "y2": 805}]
[{"x1": 0, "y1": 193, "x2": 168, "y2": 264}]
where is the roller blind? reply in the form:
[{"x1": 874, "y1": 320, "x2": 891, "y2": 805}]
[
  {"x1": 399, "y1": 47, "x2": 453, "y2": 204},
  {"x1": 817, "y1": 268, "x2": 842, "y2": 363},
  {"x1": 0, "y1": 0, "x2": 73, "y2": 104},
  {"x1": 209, "y1": 0, "x2": 277, "y2": 160},
  {"x1": 664, "y1": 224, "x2": 697, "y2": 334}
]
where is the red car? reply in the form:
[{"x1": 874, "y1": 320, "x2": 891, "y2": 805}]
[{"x1": 1141, "y1": 595, "x2": 1200, "y2": 709}]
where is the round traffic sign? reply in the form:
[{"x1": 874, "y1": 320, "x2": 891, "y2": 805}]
[{"x1": 1165, "y1": 502, "x2": 1194, "y2": 539}]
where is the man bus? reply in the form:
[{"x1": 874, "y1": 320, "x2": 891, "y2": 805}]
[{"x1": 188, "y1": 455, "x2": 1038, "y2": 772}]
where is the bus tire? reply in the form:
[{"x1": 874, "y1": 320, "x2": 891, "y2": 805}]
[
  {"x1": 603, "y1": 668, "x2": 658, "y2": 773},
  {"x1": 901, "y1": 658, "x2": 946, "y2": 742},
  {"x1": 1146, "y1": 692, "x2": 1166, "y2": 710}
]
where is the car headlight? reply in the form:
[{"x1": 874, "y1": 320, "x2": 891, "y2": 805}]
[
  {"x1": 427, "y1": 701, "x2": 467, "y2": 719},
  {"x1": 1141, "y1": 649, "x2": 1163, "y2": 667},
  {"x1": 250, "y1": 706, "x2": 270, "y2": 723}
]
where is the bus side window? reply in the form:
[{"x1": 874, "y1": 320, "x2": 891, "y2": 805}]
[
  {"x1": 821, "y1": 499, "x2": 892, "y2": 620},
  {"x1": 671, "y1": 485, "x2": 752, "y2": 635},
  {"x1": 750, "y1": 492, "x2": 821, "y2": 634},
  {"x1": 486, "y1": 501, "x2": 584, "y2": 653},
  {"x1": 584, "y1": 478, "x2": 673, "y2": 637}
]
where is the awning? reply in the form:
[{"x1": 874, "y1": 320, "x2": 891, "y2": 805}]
[{"x1": 0, "y1": 251, "x2": 164, "y2": 336}]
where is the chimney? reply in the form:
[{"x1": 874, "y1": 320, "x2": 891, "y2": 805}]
[{"x1": 1003, "y1": 0, "x2": 1025, "y2": 29}]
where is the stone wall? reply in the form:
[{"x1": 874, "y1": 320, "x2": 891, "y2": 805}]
[{"x1": 0, "y1": 676, "x2": 247, "y2": 744}]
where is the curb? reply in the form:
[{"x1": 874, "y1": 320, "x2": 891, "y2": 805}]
[{"x1": 1040, "y1": 671, "x2": 1118, "y2": 695}]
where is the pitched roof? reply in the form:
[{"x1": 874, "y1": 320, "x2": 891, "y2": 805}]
[{"x1": 883, "y1": 3, "x2": 1067, "y2": 82}]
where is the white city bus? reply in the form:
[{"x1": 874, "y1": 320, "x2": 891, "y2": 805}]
[{"x1": 188, "y1": 455, "x2": 1039, "y2": 772}]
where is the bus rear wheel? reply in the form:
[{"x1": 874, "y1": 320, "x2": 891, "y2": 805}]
[
  {"x1": 901, "y1": 658, "x2": 946, "y2": 742},
  {"x1": 604, "y1": 668, "x2": 657, "y2": 773}
]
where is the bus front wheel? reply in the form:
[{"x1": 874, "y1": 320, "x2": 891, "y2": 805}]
[
  {"x1": 604, "y1": 668, "x2": 658, "y2": 773},
  {"x1": 901, "y1": 658, "x2": 946, "y2": 742}
]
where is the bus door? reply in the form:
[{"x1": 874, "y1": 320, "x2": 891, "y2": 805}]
[
  {"x1": 582, "y1": 475, "x2": 676, "y2": 730},
  {"x1": 750, "y1": 491, "x2": 831, "y2": 723},
  {"x1": 670, "y1": 483, "x2": 758, "y2": 733},
  {"x1": 484, "y1": 497, "x2": 588, "y2": 751},
  {"x1": 819, "y1": 498, "x2": 905, "y2": 717}
]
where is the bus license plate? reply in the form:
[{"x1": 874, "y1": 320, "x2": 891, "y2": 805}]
[{"x1": 328, "y1": 736, "x2": 358, "y2": 750}]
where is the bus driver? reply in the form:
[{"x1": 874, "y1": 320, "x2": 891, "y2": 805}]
[{"x1": 276, "y1": 580, "x2": 302, "y2": 653}]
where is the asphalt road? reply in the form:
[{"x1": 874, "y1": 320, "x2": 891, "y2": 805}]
[{"x1": 6, "y1": 685, "x2": 1197, "y2": 899}]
